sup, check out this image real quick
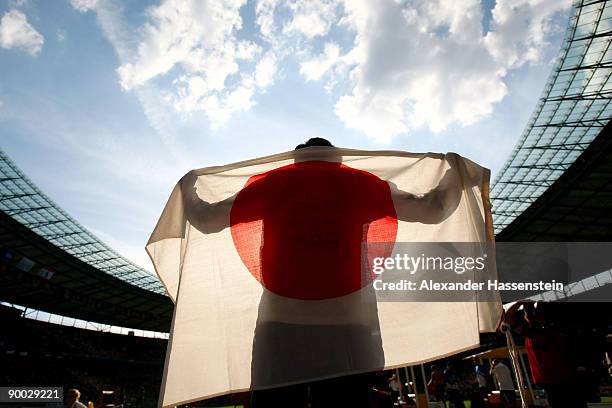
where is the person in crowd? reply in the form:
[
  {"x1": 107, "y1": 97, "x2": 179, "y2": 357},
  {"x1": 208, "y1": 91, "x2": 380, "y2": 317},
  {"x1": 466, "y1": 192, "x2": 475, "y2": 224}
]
[
  {"x1": 474, "y1": 359, "x2": 489, "y2": 391},
  {"x1": 444, "y1": 361, "x2": 465, "y2": 408},
  {"x1": 371, "y1": 371, "x2": 393, "y2": 408},
  {"x1": 470, "y1": 359, "x2": 488, "y2": 408},
  {"x1": 491, "y1": 359, "x2": 515, "y2": 408},
  {"x1": 520, "y1": 303, "x2": 586, "y2": 408},
  {"x1": 65, "y1": 388, "x2": 87, "y2": 408},
  {"x1": 388, "y1": 373, "x2": 401, "y2": 403},
  {"x1": 428, "y1": 364, "x2": 445, "y2": 404}
]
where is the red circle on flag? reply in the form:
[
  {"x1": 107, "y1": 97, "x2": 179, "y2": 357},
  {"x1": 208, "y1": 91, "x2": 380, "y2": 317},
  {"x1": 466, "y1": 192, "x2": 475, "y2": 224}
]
[{"x1": 230, "y1": 161, "x2": 397, "y2": 300}]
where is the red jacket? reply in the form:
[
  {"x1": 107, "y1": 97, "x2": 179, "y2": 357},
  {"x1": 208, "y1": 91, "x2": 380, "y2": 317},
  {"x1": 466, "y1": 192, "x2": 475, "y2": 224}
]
[{"x1": 524, "y1": 327, "x2": 571, "y2": 384}]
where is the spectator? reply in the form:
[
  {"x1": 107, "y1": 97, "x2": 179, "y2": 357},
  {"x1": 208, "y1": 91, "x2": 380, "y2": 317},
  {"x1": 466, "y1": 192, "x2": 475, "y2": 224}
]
[
  {"x1": 521, "y1": 303, "x2": 585, "y2": 408},
  {"x1": 471, "y1": 359, "x2": 488, "y2": 408},
  {"x1": 444, "y1": 361, "x2": 464, "y2": 408},
  {"x1": 491, "y1": 359, "x2": 515, "y2": 408},
  {"x1": 428, "y1": 364, "x2": 445, "y2": 403},
  {"x1": 371, "y1": 371, "x2": 393, "y2": 408},
  {"x1": 66, "y1": 388, "x2": 87, "y2": 408},
  {"x1": 388, "y1": 373, "x2": 401, "y2": 403},
  {"x1": 474, "y1": 360, "x2": 489, "y2": 390}
]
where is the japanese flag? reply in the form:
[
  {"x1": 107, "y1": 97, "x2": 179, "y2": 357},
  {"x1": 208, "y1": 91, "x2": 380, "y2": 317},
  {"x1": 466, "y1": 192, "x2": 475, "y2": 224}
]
[{"x1": 146, "y1": 147, "x2": 501, "y2": 407}]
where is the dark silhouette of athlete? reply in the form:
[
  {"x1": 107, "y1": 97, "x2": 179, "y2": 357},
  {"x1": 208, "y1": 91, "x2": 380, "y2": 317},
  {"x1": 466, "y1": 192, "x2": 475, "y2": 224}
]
[{"x1": 181, "y1": 138, "x2": 465, "y2": 407}]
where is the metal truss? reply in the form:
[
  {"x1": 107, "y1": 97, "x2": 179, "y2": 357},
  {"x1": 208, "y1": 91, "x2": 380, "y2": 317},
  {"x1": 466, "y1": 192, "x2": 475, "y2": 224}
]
[
  {"x1": 0, "y1": 150, "x2": 165, "y2": 294},
  {"x1": 490, "y1": 0, "x2": 612, "y2": 234}
]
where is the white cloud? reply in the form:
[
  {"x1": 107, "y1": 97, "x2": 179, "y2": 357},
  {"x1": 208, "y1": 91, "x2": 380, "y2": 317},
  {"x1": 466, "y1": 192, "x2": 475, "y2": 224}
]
[
  {"x1": 282, "y1": 0, "x2": 338, "y2": 39},
  {"x1": 113, "y1": 0, "x2": 279, "y2": 128},
  {"x1": 115, "y1": 0, "x2": 248, "y2": 91},
  {"x1": 199, "y1": 76, "x2": 257, "y2": 127},
  {"x1": 323, "y1": 0, "x2": 501, "y2": 141},
  {"x1": 0, "y1": 9, "x2": 44, "y2": 56},
  {"x1": 255, "y1": 51, "x2": 278, "y2": 87},
  {"x1": 70, "y1": 0, "x2": 98, "y2": 13},
  {"x1": 255, "y1": 0, "x2": 279, "y2": 43},
  {"x1": 70, "y1": 0, "x2": 189, "y2": 154},
  {"x1": 300, "y1": 42, "x2": 340, "y2": 81},
  {"x1": 73, "y1": 0, "x2": 570, "y2": 142},
  {"x1": 485, "y1": 0, "x2": 571, "y2": 68},
  {"x1": 322, "y1": 0, "x2": 570, "y2": 142},
  {"x1": 246, "y1": 0, "x2": 569, "y2": 142}
]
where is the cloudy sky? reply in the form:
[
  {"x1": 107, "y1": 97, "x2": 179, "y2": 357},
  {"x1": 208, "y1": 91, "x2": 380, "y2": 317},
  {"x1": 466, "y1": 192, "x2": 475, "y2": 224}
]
[{"x1": 0, "y1": 0, "x2": 571, "y2": 271}]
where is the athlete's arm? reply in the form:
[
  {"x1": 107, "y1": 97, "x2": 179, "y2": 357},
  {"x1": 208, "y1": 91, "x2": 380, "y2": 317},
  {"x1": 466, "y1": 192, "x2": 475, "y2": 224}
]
[
  {"x1": 181, "y1": 171, "x2": 265, "y2": 234},
  {"x1": 180, "y1": 172, "x2": 236, "y2": 234},
  {"x1": 390, "y1": 154, "x2": 466, "y2": 224}
]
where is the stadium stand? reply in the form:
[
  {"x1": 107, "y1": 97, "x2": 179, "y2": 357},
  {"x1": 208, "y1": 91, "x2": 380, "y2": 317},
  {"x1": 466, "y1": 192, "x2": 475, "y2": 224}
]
[{"x1": 0, "y1": 304, "x2": 165, "y2": 407}]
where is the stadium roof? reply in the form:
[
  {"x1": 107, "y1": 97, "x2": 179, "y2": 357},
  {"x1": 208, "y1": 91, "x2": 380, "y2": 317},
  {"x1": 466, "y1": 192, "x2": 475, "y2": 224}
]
[
  {"x1": 495, "y1": 120, "x2": 612, "y2": 241},
  {"x1": 0, "y1": 150, "x2": 173, "y2": 331},
  {"x1": 0, "y1": 149, "x2": 164, "y2": 294},
  {"x1": 491, "y1": 0, "x2": 612, "y2": 238}
]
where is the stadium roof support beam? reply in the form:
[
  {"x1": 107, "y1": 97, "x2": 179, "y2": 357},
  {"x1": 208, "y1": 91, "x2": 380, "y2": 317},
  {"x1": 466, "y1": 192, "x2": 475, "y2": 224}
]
[
  {"x1": 495, "y1": 121, "x2": 612, "y2": 241},
  {"x1": 490, "y1": 0, "x2": 612, "y2": 236},
  {"x1": 0, "y1": 149, "x2": 166, "y2": 294},
  {"x1": 0, "y1": 148, "x2": 173, "y2": 331}
]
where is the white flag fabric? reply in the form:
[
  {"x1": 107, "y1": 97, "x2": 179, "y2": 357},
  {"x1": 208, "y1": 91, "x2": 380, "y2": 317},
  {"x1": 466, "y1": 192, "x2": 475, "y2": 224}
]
[{"x1": 146, "y1": 147, "x2": 502, "y2": 407}]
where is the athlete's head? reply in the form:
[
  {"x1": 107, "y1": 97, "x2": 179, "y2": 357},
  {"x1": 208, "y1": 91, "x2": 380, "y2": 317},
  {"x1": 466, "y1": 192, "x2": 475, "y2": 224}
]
[
  {"x1": 293, "y1": 137, "x2": 340, "y2": 164},
  {"x1": 295, "y1": 137, "x2": 334, "y2": 150}
]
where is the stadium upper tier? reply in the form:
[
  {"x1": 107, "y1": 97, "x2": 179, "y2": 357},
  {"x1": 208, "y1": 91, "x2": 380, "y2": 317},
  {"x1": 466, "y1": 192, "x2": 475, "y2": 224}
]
[
  {"x1": 491, "y1": 0, "x2": 611, "y2": 236},
  {"x1": 0, "y1": 149, "x2": 164, "y2": 294},
  {"x1": 0, "y1": 150, "x2": 173, "y2": 331}
]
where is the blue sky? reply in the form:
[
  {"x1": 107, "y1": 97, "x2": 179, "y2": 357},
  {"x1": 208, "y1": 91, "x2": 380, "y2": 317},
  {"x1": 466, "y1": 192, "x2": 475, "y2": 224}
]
[{"x1": 0, "y1": 0, "x2": 571, "y2": 270}]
